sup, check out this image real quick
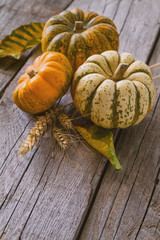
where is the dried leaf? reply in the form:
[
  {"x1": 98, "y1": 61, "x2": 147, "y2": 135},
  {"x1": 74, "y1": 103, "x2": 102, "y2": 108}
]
[
  {"x1": 75, "y1": 124, "x2": 122, "y2": 170},
  {"x1": 0, "y1": 22, "x2": 44, "y2": 59}
]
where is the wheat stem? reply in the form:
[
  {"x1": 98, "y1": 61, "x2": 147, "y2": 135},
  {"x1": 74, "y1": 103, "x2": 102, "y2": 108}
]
[
  {"x1": 150, "y1": 63, "x2": 160, "y2": 69},
  {"x1": 153, "y1": 75, "x2": 160, "y2": 80}
]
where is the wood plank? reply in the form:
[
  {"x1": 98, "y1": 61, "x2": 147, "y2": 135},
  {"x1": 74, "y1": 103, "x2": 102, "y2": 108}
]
[
  {"x1": 136, "y1": 173, "x2": 160, "y2": 240},
  {"x1": 0, "y1": 0, "x2": 160, "y2": 239},
  {"x1": 134, "y1": 38, "x2": 160, "y2": 240},
  {"x1": 79, "y1": 19, "x2": 160, "y2": 240}
]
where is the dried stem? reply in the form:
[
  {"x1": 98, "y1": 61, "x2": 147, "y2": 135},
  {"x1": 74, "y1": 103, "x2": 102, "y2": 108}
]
[
  {"x1": 59, "y1": 101, "x2": 74, "y2": 111},
  {"x1": 153, "y1": 75, "x2": 160, "y2": 80},
  {"x1": 149, "y1": 63, "x2": 160, "y2": 69}
]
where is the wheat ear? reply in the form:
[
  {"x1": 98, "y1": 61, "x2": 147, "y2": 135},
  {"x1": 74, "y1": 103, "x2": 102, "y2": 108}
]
[
  {"x1": 19, "y1": 109, "x2": 56, "y2": 155},
  {"x1": 53, "y1": 127, "x2": 68, "y2": 150},
  {"x1": 58, "y1": 113, "x2": 73, "y2": 130}
]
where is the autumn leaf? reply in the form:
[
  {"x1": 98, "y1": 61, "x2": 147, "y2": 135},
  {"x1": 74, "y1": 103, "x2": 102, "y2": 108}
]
[
  {"x1": 75, "y1": 124, "x2": 122, "y2": 170},
  {"x1": 0, "y1": 22, "x2": 44, "y2": 59}
]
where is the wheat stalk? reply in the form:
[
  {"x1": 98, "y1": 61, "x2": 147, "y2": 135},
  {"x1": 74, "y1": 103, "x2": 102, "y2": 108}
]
[
  {"x1": 19, "y1": 109, "x2": 56, "y2": 155},
  {"x1": 53, "y1": 127, "x2": 68, "y2": 150}
]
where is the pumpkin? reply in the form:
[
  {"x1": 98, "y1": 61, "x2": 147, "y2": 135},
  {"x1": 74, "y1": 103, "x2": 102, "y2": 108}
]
[
  {"x1": 13, "y1": 52, "x2": 72, "y2": 114},
  {"x1": 72, "y1": 50, "x2": 156, "y2": 129},
  {"x1": 42, "y1": 8, "x2": 119, "y2": 72}
]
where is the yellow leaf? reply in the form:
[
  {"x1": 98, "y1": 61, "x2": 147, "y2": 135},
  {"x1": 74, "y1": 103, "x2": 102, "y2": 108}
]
[
  {"x1": 0, "y1": 22, "x2": 44, "y2": 59},
  {"x1": 75, "y1": 124, "x2": 122, "y2": 170}
]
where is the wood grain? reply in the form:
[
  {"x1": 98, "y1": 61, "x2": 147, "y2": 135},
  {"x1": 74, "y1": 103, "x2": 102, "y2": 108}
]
[
  {"x1": 0, "y1": 0, "x2": 160, "y2": 239},
  {"x1": 80, "y1": 20, "x2": 160, "y2": 240}
]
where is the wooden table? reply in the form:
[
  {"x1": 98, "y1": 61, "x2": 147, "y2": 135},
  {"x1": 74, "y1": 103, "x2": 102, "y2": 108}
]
[{"x1": 0, "y1": 0, "x2": 160, "y2": 239}]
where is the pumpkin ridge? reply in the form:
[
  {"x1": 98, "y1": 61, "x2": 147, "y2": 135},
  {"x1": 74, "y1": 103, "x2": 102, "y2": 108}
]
[
  {"x1": 60, "y1": 10, "x2": 77, "y2": 23},
  {"x1": 117, "y1": 52, "x2": 121, "y2": 65},
  {"x1": 136, "y1": 81, "x2": 151, "y2": 113},
  {"x1": 101, "y1": 54, "x2": 113, "y2": 75},
  {"x1": 47, "y1": 24, "x2": 72, "y2": 29},
  {"x1": 48, "y1": 32, "x2": 73, "y2": 56},
  {"x1": 71, "y1": 8, "x2": 84, "y2": 22},
  {"x1": 95, "y1": 28, "x2": 115, "y2": 50},
  {"x1": 92, "y1": 28, "x2": 114, "y2": 54},
  {"x1": 93, "y1": 24, "x2": 119, "y2": 50},
  {"x1": 74, "y1": 34, "x2": 89, "y2": 71},
  {"x1": 85, "y1": 60, "x2": 110, "y2": 77},
  {"x1": 96, "y1": 23, "x2": 119, "y2": 37},
  {"x1": 112, "y1": 84, "x2": 118, "y2": 128},
  {"x1": 130, "y1": 83, "x2": 140, "y2": 125},
  {"x1": 84, "y1": 11, "x2": 99, "y2": 24},
  {"x1": 67, "y1": 34, "x2": 78, "y2": 72},
  {"x1": 99, "y1": 25, "x2": 119, "y2": 49},
  {"x1": 86, "y1": 16, "x2": 117, "y2": 29},
  {"x1": 73, "y1": 72, "x2": 100, "y2": 96},
  {"x1": 89, "y1": 29, "x2": 104, "y2": 53},
  {"x1": 85, "y1": 81, "x2": 104, "y2": 119},
  {"x1": 18, "y1": 81, "x2": 40, "y2": 114},
  {"x1": 79, "y1": 33, "x2": 90, "y2": 58},
  {"x1": 81, "y1": 29, "x2": 103, "y2": 57},
  {"x1": 119, "y1": 54, "x2": 135, "y2": 66},
  {"x1": 71, "y1": 9, "x2": 80, "y2": 21},
  {"x1": 127, "y1": 72, "x2": 155, "y2": 111},
  {"x1": 47, "y1": 15, "x2": 73, "y2": 28},
  {"x1": 43, "y1": 26, "x2": 72, "y2": 52},
  {"x1": 133, "y1": 81, "x2": 151, "y2": 124},
  {"x1": 72, "y1": 67, "x2": 105, "y2": 98},
  {"x1": 13, "y1": 87, "x2": 27, "y2": 112},
  {"x1": 126, "y1": 69, "x2": 152, "y2": 79},
  {"x1": 59, "y1": 15, "x2": 75, "y2": 27}
]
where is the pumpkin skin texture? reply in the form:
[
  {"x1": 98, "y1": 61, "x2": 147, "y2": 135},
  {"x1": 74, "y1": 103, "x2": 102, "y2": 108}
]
[
  {"x1": 13, "y1": 52, "x2": 72, "y2": 114},
  {"x1": 42, "y1": 8, "x2": 119, "y2": 72},
  {"x1": 72, "y1": 50, "x2": 156, "y2": 129}
]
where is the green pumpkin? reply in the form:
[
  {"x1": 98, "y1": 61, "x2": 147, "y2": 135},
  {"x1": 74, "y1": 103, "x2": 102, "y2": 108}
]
[{"x1": 42, "y1": 8, "x2": 119, "y2": 72}]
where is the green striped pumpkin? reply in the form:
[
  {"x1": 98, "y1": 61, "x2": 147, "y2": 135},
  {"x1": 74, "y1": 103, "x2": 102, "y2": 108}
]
[
  {"x1": 42, "y1": 8, "x2": 119, "y2": 72},
  {"x1": 72, "y1": 50, "x2": 156, "y2": 129}
]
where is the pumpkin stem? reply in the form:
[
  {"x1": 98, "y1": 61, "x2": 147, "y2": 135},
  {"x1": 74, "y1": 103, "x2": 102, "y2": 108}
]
[
  {"x1": 27, "y1": 69, "x2": 37, "y2": 78},
  {"x1": 73, "y1": 21, "x2": 84, "y2": 32},
  {"x1": 112, "y1": 63, "x2": 128, "y2": 81}
]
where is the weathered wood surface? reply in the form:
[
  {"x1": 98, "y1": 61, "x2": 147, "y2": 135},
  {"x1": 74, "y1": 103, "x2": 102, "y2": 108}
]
[
  {"x1": 0, "y1": 0, "x2": 160, "y2": 239},
  {"x1": 80, "y1": 37, "x2": 160, "y2": 240}
]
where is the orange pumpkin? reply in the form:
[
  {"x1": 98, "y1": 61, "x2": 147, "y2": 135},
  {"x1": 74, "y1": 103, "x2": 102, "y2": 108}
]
[
  {"x1": 42, "y1": 8, "x2": 119, "y2": 72},
  {"x1": 13, "y1": 52, "x2": 72, "y2": 114}
]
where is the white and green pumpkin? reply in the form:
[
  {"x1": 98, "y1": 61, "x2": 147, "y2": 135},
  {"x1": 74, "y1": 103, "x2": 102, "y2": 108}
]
[{"x1": 72, "y1": 50, "x2": 156, "y2": 128}]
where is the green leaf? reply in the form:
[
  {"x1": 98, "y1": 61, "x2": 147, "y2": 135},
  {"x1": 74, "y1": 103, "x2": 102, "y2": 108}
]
[
  {"x1": 0, "y1": 22, "x2": 45, "y2": 59},
  {"x1": 75, "y1": 124, "x2": 122, "y2": 170}
]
